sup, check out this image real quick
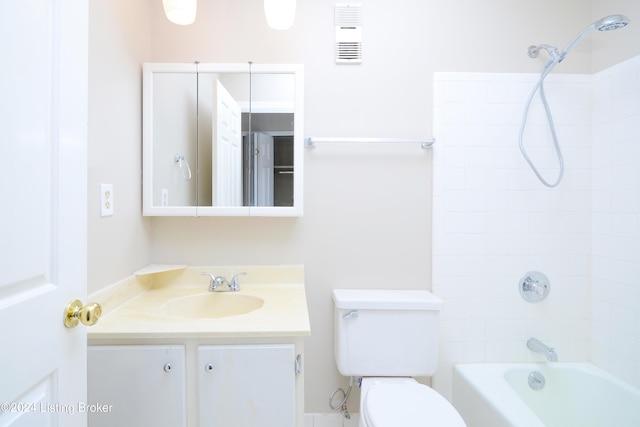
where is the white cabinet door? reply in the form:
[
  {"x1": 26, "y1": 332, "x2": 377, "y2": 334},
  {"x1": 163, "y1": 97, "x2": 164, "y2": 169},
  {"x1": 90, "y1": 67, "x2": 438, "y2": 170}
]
[
  {"x1": 198, "y1": 344, "x2": 296, "y2": 427},
  {"x1": 88, "y1": 346, "x2": 186, "y2": 427}
]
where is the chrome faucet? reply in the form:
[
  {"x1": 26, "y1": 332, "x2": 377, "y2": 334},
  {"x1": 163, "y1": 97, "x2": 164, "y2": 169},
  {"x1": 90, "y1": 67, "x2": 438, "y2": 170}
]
[
  {"x1": 527, "y1": 338, "x2": 558, "y2": 362},
  {"x1": 201, "y1": 272, "x2": 246, "y2": 292}
]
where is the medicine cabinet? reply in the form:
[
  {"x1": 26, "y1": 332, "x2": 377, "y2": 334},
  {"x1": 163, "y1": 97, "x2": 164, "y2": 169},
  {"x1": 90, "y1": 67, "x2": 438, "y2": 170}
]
[{"x1": 142, "y1": 63, "x2": 304, "y2": 216}]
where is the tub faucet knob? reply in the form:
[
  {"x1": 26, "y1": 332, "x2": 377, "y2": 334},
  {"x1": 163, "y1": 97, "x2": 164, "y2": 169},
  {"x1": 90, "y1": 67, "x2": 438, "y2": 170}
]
[{"x1": 519, "y1": 271, "x2": 550, "y2": 303}]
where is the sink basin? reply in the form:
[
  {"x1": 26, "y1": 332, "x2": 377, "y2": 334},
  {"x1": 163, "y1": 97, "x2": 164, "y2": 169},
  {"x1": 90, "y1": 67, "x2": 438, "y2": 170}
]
[{"x1": 163, "y1": 293, "x2": 264, "y2": 319}]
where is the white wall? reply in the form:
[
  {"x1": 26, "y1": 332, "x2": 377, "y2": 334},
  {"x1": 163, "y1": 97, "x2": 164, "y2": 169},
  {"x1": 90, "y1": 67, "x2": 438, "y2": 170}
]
[
  {"x1": 591, "y1": 56, "x2": 640, "y2": 388},
  {"x1": 87, "y1": 0, "x2": 640, "y2": 415},
  {"x1": 590, "y1": 0, "x2": 640, "y2": 391},
  {"x1": 88, "y1": 0, "x2": 153, "y2": 293}
]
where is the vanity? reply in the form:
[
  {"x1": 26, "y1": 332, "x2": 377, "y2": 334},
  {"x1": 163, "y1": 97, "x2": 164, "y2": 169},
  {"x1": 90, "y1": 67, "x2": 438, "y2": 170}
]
[{"x1": 87, "y1": 265, "x2": 310, "y2": 427}]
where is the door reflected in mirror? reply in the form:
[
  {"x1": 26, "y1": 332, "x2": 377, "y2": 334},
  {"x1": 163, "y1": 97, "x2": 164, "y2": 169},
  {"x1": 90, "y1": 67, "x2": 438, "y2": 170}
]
[
  {"x1": 243, "y1": 113, "x2": 294, "y2": 207},
  {"x1": 196, "y1": 72, "x2": 249, "y2": 207}
]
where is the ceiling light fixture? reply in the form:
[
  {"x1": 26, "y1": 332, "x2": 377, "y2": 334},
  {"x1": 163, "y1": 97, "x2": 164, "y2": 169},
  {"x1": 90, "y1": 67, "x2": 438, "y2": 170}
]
[
  {"x1": 264, "y1": 0, "x2": 296, "y2": 30},
  {"x1": 162, "y1": 0, "x2": 197, "y2": 25}
]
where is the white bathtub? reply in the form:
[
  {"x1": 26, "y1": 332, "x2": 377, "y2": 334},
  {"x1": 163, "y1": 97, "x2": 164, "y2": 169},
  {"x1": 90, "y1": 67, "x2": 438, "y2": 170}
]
[{"x1": 453, "y1": 363, "x2": 640, "y2": 427}]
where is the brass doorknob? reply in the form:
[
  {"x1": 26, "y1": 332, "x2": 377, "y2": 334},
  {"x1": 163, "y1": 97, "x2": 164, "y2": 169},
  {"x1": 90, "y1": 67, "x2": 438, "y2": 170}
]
[{"x1": 64, "y1": 299, "x2": 102, "y2": 328}]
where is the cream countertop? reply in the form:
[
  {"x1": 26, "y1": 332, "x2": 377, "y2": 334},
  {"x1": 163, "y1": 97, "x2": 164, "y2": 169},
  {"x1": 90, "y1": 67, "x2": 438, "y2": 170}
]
[{"x1": 88, "y1": 265, "x2": 310, "y2": 340}]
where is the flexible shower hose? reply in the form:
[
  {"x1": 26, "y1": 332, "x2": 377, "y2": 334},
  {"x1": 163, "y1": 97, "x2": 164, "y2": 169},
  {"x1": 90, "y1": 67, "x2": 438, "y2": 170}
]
[{"x1": 518, "y1": 62, "x2": 565, "y2": 188}]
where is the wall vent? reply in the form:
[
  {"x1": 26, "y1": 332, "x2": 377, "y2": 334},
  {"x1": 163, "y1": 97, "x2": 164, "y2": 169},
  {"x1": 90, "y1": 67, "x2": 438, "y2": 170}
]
[{"x1": 335, "y1": 3, "x2": 362, "y2": 64}]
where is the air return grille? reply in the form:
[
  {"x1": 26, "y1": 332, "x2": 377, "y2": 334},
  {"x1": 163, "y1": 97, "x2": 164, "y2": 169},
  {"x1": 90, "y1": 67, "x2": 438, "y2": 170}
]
[{"x1": 335, "y1": 3, "x2": 362, "y2": 63}]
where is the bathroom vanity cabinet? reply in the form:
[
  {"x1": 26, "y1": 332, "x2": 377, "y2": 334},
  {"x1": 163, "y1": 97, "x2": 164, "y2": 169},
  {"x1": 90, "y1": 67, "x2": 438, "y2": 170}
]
[
  {"x1": 88, "y1": 341, "x2": 300, "y2": 427},
  {"x1": 87, "y1": 265, "x2": 310, "y2": 426}
]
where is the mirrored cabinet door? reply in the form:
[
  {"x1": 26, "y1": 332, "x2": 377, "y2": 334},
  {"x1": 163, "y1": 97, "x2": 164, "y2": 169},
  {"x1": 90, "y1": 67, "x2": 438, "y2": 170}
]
[
  {"x1": 195, "y1": 68, "x2": 250, "y2": 212},
  {"x1": 246, "y1": 64, "x2": 304, "y2": 217},
  {"x1": 143, "y1": 63, "x2": 199, "y2": 216},
  {"x1": 142, "y1": 63, "x2": 303, "y2": 217}
]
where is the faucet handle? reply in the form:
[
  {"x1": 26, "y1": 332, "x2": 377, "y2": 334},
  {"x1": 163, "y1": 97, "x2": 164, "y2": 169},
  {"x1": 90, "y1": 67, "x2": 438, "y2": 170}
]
[
  {"x1": 202, "y1": 272, "x2": 226, "y2": 290},
  {"x1": 519, "y1": 271, "x2": 550, "y2": 303},
  {"x1": 229, "y1": 272, "x2": 247, "y2": 291},
  {"x1": 201, "y1": 272, "x2": 216, "y2": 284}
]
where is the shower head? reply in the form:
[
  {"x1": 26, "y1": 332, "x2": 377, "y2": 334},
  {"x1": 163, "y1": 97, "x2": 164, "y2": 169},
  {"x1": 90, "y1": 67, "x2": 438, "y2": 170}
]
[
  {"x1": 560, "y1": 14, "x2": 630, "y2": 60},
  {"x1": 595, "y1": 14, "x2": 630, "y2": 31}
]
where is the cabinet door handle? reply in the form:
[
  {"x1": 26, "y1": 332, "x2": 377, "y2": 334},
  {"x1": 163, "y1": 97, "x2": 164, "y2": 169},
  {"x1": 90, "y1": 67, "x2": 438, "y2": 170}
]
[
  {"x1": 205, "y1": 363, "x2": 215, "y2": 372},
  {"x1": 163, "y1": 363, "x2": 172, "y2": 373},
  {"x1": 295, "y1": 354, "x2": 302, "y2": 375}
]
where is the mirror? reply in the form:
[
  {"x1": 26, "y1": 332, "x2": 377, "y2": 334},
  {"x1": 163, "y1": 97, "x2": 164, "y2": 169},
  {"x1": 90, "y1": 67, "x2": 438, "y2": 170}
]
[{"x1": 142, "y1": 63, "x2": 303, "y2": 216}]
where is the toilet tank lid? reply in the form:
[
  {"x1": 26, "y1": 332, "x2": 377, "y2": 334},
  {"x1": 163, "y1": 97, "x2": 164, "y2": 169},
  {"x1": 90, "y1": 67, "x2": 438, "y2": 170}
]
[{"x1": 332, "y1": 289, "x2": 443, "y2": 310}]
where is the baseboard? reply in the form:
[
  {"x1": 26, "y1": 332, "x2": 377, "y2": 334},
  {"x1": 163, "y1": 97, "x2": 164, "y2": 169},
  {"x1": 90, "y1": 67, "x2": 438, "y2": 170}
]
[{"x1": 304, "y1": 413, "x2": 360, "y2": 427}]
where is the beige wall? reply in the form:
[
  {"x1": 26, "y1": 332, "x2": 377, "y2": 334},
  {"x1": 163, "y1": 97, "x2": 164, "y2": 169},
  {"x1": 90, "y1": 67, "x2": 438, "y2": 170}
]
[
  {"x1": 88, "y1": 0, "x2": 639, "y2": 414},
  {"x1": 88, "y1": 0, "x2": 153, "y2": 293}
]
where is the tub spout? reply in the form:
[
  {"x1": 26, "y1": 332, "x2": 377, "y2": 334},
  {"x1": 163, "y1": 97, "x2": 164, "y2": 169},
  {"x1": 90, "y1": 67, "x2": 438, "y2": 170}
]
[{"x1": 527, "y1": 338, "x2": 558, "y2": 362}]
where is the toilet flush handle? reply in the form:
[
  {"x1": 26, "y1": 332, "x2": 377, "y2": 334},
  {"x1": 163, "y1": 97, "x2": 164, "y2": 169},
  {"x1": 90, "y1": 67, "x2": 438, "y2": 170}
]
[{"x1": 343, "y1": 310, "x2": 358, "y2": 320}]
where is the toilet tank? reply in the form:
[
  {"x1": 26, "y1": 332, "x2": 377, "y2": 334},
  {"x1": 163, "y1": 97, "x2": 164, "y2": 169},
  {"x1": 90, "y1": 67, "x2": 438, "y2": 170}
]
[{"x1": 333, "y1": 289, "x2": 443, "y2": 377}]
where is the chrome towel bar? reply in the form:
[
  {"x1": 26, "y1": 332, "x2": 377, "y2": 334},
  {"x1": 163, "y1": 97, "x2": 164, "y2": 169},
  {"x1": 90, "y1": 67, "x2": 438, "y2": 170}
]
[{"x1": 304, "y1": 137, "x2": 435, "y2": 149}]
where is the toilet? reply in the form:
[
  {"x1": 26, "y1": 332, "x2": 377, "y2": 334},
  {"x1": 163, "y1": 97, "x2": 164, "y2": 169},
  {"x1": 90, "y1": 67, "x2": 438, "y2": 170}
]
[{"x1": 332, "y1": 289, "x2": 466, "y2": 427}]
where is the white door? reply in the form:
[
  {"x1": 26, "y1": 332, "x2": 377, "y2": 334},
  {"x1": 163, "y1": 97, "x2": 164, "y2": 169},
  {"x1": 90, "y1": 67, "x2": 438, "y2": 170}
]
[
  {"x1": 212, "y1": 80, "x2": 242, "y2": 206},
  {"x1": 0, "y1": 1, "x2": 88, "y2": 426},
  {"x1": 256, "y1": 132, "x2": 275, "y2": 206}
]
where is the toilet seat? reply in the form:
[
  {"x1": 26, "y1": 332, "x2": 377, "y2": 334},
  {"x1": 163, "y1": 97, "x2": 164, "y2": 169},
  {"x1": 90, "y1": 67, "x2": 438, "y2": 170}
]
[{"x1": 363, "y1": 382, "x2": 466, "y2": 427}]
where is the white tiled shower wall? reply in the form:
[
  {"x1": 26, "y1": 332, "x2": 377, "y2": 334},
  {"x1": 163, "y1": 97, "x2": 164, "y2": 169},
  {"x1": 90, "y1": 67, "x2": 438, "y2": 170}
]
[
  {"x1": 432, "y1": 55, "x2": 640, "y2": 402},
  {"x1": 591, "y1": 57, "x2": 640, "y2": 384}
]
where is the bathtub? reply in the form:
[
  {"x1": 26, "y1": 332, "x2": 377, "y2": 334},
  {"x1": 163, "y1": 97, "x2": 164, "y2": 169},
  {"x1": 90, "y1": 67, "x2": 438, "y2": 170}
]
[{"x1": 453, "y1": 363, "x2": 640, "y2": 427}]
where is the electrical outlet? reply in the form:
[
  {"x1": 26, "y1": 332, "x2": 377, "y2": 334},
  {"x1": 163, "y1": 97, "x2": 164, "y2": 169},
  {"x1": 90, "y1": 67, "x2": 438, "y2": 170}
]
[
  {"x1": 161, "y1": 188, "x2": 169, "y2": 206},
  {"x1": 100, "y1": 184, "x2": 114, "y2": 217}
]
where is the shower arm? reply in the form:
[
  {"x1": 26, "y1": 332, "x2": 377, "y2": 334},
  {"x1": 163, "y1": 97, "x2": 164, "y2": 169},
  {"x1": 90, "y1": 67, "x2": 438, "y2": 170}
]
[
  {"x1": 528, "y1": 44, "x2": 559, "y2": 59},
  {"x1": 528, "y1": 44, "x2": 562, "y2": 68}
]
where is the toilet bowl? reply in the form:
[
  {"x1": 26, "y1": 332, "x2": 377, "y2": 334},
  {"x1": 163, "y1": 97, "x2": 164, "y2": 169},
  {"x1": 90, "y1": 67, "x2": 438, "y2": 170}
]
[{"x1": 360, "y1": 378, "x2": 466, "y2": 427}]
